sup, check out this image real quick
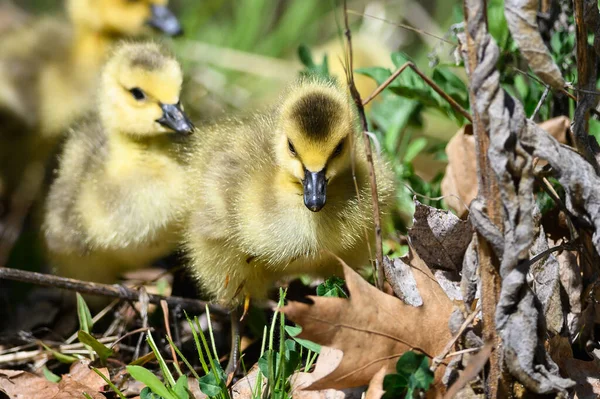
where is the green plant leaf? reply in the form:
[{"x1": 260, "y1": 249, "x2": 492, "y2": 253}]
[
  {"x1": 410, "y1": 357, "x2": 434, "y2": 390},
  {"x1": 77, "y1": 330, "x2": 113, "y2": 363},
  {"x1": 316, "y1": 276, "x2": 347, "y2": 298},
  {"x1": 382, "y1": 373, "x2": 409, "y2": 399},
  {"x1": 395, "y1": 351, "x2": 425, "y2": 376},
  {"x1": 76, "y1": 293, "x2": 93, "y2": 333},
  {"x1": 140, "y1": 387, "x2": 163, "y2": 399},
  {"x1": 42, "y1": 366, "x2": 61, "y2": 383},
  {"x1": 198, "y1": 372, "x2": 223, "y2": 397},
  {"x1": 127, "y1": 365, "x2": 177, "y2": 399},
  {"x1": 298, "y1": 44, "x2": 315, "y2": 68},
  {"x1": 173, "y1": 375, "x2": 189, "y2": 399},
  {"x1": 355, "y1": 66, "x2": 392, "y2": 86},
  {"x1": 284, "y1": 325, "x2": 321, "y2": 353},
  {"x1": 41, "y1": 343, "x2": 77, "y2": 364},
  {"x1": 403, "y1": 138, "x2": 427, "y2": 164}
]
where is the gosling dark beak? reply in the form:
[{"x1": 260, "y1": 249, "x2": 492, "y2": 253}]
[
  {"x1": 157, "y1": 103, "x2": 194, "y2": 135},
  {"x1": 147, "y1": 4, "x2": 183, "y2": 37},
  {"x1": 303, "y1": 168, "x2": 327, "y2": 212}
]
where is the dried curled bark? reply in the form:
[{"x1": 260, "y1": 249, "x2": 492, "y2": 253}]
[
  {"x1": 505, "y1": 0, "x2": 565, "y2": 89},
  {"x1": 463, "y1": 0, "x2": 575, "y2": 393}
]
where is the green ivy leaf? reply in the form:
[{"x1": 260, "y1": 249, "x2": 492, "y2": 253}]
[
  {"x1": 198, "y1": 372, "x2": 223, "y2": 397},
  {"x1": 316, "y1": 276, "x2": 347, "y2": 298},
  {"x1": 140, "y1": 387, "x2": 163, "y2": 399}
]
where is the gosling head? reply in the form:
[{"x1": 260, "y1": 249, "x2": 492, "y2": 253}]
[
  {"x1": 278, "y1": 81, "x2": 355, "y2": 212},
  {"x1": 67, "y1": 0, "x2": 183, "y2": 37},
  {"x1": 99, "y1": 42, "x2": 194, "y2": 138}
]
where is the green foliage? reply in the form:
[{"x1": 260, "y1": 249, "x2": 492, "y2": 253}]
[
  {"x1": 357, "y1": 52, "x2": 468, "y2": 125},
  {"x1": 77, "y1": 330, "x2": 113, "y2": 365},
  {"x1": 284, "y1": 325, "x2": 322, "y2": 353},
  {"x1": 42, "y1": 366, "x2": 60, "y2": 383},
  {"x1": 382, "y1": 352, "x2": 434, "y2": 399},
  {"x1": 76, "y1": 293, "x2": 93, "y2": 333},
  {"x1": 92, "y1": 367, "x2": 127, "y2": 399},
  {"x1": 128, "y1": 365, "x2": 179, "y2": 399},
  {"x1": 41, "y1": 343, "x2": 77, "y2": 364},
  {"x1": 316, "y1": 276, "x2": 348, "y2": 298},
  {"x1": 298, "y1": 44, "x2": 332, "y2": 81}
]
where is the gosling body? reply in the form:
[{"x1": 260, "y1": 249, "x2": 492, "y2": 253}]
[
  {"x1": 185, "y1": 80, "x2": 395, "y2": 304},
  {"x1": 44, "y1": 42, "x2": 194, "y2": 284}
]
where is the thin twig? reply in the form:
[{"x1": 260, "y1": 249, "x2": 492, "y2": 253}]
[
  {"x1": 444, "y1": 347, "x2": 482, "y2": 358},
  {"x1": 161, "y1": 300, "x2": 181, "y2": 377},
  {"x1": 361, "y1": 61, "x2": 472, "y2": 123},
  {"x1": 343, "y1": 0, "x2": 385, "y2": 291},
  {"x1": 431, "y1": 303, "x2": 481, "y2": 372},
  {"x1": 529, "y1": 86, "x2": 550, "y2": 120},
  {"x1": 0, "y1": 267, "x2": 225, "y2": 314},
  {"x1": 346, "y1": 10, "x2": 455, "y2": 45}
]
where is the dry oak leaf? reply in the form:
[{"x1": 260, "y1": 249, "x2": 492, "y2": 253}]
[
  {"x1": 0, "y1": 360, "x2": 108, "y2": 399},
  {"x1": 291, "y1": 347, "x2": 365, "y2": 399},
  {"x1": 282, "y1": 253, "x2": 453, "y2": 392},
  {"x1": 408, "y1": 200, "x2": 473, "y2": 272},
  {"x1": 441, "y1": 116, "x2": 570, "y2": 217}
]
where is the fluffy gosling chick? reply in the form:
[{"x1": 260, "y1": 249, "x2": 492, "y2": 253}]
[
  {"x1": 43, "y1": 42, "x2": 194, "y2": 284},
  {"x1": 185, "y1": 79, "x2": 395, "y2": 306},
  {"x1": 0, "y1": 0, "x2": 182, "y2": 206}
]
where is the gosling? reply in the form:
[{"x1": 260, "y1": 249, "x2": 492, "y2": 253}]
[
  {"x1": 43, "y1": 42, "x2": 194, "y2": 285},
  {"x1": 184, "y1": 79, "x2": 395, "y2": 306},
  {"x1": 0, "y1": 0, "x2": 182, "y2": 211}
]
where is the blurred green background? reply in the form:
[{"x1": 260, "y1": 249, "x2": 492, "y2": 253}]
[{"x1": 16, "y1": 0, "x2": 461, "y2": 127}]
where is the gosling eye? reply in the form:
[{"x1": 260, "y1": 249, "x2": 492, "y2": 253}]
[
  {"x1": 129, "y1": 87, "x2": 146, "y2": 101},
  {"x1": 288, "y1": 139, "x2": 297, "y2": 156},
  {"x1": 332, "y1": 141, "x2": 344, "y2": 157}
]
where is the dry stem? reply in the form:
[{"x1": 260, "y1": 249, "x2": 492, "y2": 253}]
[
  {"x1": 463, "y1": 0, "x2": 505, "y2": 396},
  {"x1": 343, "y1": 0, "x2": 384, "y2": 291},
  {"x1": 0, "y1": 266, "x2": 225, "y2": 314}
]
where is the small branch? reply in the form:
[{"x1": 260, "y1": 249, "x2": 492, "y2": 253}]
[
  {"x1": 161, "y1": 300, "x2": 182, "y2": 377},
  {"x1": 529, "y1": 85, "x2": 550, "y2": 121},
  {"x1": 525, "y1": 241, "x2": 578, "y2": 269},
  {"x1": 431, "y1": 304, "x2": 481, "y2": 372},
  {"x1": 343, "y1": 0, "x2": 385, "y2": 291},
  {"x1": 0, "y1": 266, "x2": 225, "y2": 314},
  {"x1": 463, "y1": 0, "x2": 504, "y2": 395},
  {"x1": 362, "y1": 62, "x2": 473, "y2": 123}
]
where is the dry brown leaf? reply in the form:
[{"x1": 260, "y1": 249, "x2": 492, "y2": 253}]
[
  {"x1": 549, "y1": 336, "x2": 600, "y2": 398},
  {"x1": 441, "y1": 117, "x2": 570, "y2": 217},
  {"x1": 505, "y1": 0, "x2": 565, "y2": 89},
  {"x1": 443, "y1": 343, "x2": 493, "y2": 399},
  {"x1": 282, "y1": 252, "x2": 453, "y2": 392},
  {"x1": 364, "y1": 366, "x2": 387, "y2": 399},
  {"x1": 0, "y1": 360, "x2": 108, "y2": 399},
  {"x1": 230, "y1": 364, "x2": 263, "y2": 399},
  {"x1": 408, "y1": 200, "x2": 472, "y2": 271},
  {"x1": 290, "y1": 348, "x2": 364, "y2": 399}
]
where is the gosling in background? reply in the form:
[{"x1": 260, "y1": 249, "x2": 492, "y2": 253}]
[
  {"x1": 185, "y1": 79, "x2": 395, "y2": 306},
  {"x1": 0, "y1": 0, "x2": 182, "y2": 218},
  {"x1": 44, "y1": 42, "x2": 194, "y2": 285}
]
